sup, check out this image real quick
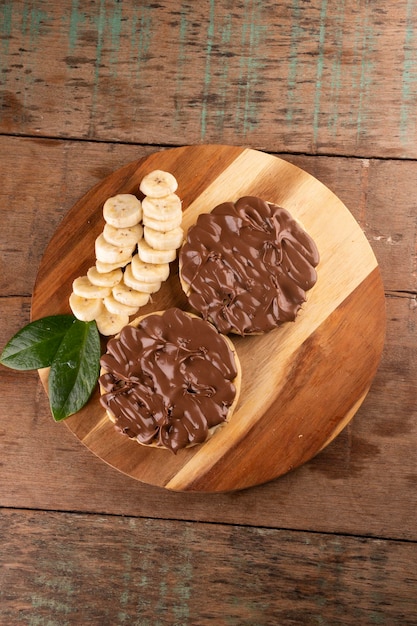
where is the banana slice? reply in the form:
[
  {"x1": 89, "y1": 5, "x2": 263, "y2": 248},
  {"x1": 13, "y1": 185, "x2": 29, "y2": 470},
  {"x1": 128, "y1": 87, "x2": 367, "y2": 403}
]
[
  {"x1": 72, "y1": 276, "x2": 112, "y2": 299},
  {"x1": 112, "y1": 283, "x2": 150, "y2": 308},
  {"x1": 95, "y1": 258, "x2": 131, "y2": 274},
  {"x1": 96, "y1": 309, "x2": 130, "y2": 336},
  {"x1": 137, "y1": 238, "x2": 177, "y2": 265},
  {"x1": 87, "y1": 265, "x2": 123, "y2": 288},
  {"x1": 95, "y1": 233, "x2": 135, "y2": 265},
  {"x1": 69, "y1": 292, "x2": 104, "y2": 322},
  {"x1": 102, "y1": 222, "x2": 143, "y2": 247},
  {"x1": 123, "y1": 264, "x2": 161, "y2": 294},
  {"x1": 104, "y1": 294, "x2": 139, "y2": 317},
  {"x1": 144, "y1": 226, "x2": 184, "y2": 251},
  {"x1": 142, "y1": 214, "x2": 182, "y2": 232},
  {"x1": 103, "y1": 194, "x2": 142, "y2": 228},
  {"x1": 131, "y1": 254, "x2": 170, "y2": 283},
  {"x1": 142, "y1": 194, "x2": 182, "y2": 222},
  {"x1": 139, "y1": 170, "x2": 178, "y2": 198}
]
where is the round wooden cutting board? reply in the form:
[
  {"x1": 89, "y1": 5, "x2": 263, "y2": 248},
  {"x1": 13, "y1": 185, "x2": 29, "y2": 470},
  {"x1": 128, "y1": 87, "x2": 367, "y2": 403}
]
[{"x1": 32, "y1": 145, "x2": 386, "y2": 493}]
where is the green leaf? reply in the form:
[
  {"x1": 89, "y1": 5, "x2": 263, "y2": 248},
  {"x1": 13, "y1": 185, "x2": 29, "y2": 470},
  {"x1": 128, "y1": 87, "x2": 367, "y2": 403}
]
[
  {"x1": 48, "y1": 319, "x2": 100, "y2": 421},
  {"x1": 0, "y1": 315, "x2": 76, "y2": 370}
]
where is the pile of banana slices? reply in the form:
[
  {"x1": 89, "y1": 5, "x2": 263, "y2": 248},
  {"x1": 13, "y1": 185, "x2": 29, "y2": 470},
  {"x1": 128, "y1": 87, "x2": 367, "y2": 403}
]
[{"x1": 69, "y1": 170, "x2": 184, "y2": 335}]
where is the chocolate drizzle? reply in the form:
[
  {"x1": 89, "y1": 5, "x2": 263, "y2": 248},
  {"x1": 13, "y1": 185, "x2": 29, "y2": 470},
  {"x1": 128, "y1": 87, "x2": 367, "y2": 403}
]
[
  {"x1": 180, "y1": 196, "x2": 320, "y2": 334},
  {"x1": 99, "y1": 308, "x2": 238, "y2": 453}
]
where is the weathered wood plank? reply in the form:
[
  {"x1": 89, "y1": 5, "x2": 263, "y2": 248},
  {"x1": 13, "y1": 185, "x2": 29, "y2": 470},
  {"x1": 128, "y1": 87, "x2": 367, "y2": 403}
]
[
  {"x1": 0, "y1": 137, "x2": 156, "y2": 297},
  {"x1": 1, "y1": 1, "x2": 417, "y2": 158},
  {"x1": 1, "y1": 0, "x2": 415, "y2": 617},
  {"x1": 1, "y1": 294, "x2": 416, "y2": 540},
  {"x1": 1, "y1": 139, "x2": 415, "y2": 535},
  {"x1": 0, "y1": 508, "x2": 416, "y2": 625},
  {"x1": 1, "y1": 136, "x2": 416, "y2": 299},
  {"x1": 284, "y1": 154, "x2": 417, "y2": 297}
]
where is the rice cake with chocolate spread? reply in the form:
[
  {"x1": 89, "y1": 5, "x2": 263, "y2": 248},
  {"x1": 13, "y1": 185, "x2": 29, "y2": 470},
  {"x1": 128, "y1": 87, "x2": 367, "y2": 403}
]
[
  {"x1": 179, "y1": 196, "x2": 320, "y2": 335},
  {"x1": 99, "y1": 308, "x2": 241, "y2": 453}
]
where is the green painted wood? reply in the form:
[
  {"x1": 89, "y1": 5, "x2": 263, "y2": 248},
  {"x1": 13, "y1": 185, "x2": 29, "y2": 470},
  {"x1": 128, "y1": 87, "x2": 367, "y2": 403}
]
[
  {"x1": 1, "y1": 1, "x2": 416, "y2": 621},
  {"x1": 1, "y1": 1, "x2": 417, "y2": 157}
]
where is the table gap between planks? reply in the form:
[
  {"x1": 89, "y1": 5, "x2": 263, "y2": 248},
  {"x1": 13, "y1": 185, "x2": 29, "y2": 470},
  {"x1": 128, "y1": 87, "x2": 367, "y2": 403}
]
[{"x1": 1, "y1": 1, "x2": 416, "y2": 624}]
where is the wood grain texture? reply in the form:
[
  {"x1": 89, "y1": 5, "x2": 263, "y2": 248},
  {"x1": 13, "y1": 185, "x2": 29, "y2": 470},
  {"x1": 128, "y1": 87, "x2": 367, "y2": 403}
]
[
  {"x1": 1, "y1": 136, "x2": 416, "y2": 297},
  {"x1": 1, "y1": 508, "x2": 417, "y2": 625},
  {"x1": 30, "y1": 145, "x2": 385, "y2": 492},
  {"x1": 1, "y1": 1, "x2": 417, "y2": 158},
  {"x1": 1, "y1": 295, "x2": 416, "y2": 541},
  {"x1": 1, "y1": 138, "x2": 414, "y2": 537},
  {"x1": 0, "y1": 0, "x2": 415, "y2": 620}
]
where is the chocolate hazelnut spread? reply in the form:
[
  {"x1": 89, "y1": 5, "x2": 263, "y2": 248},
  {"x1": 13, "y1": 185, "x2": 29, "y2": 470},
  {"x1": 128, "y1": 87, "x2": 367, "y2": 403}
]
[
  {"x1": 99, "y1": 308, "x2": 239, "y2": 453},
  {"x1": 180, "y1": 196, "x2": 319, "y2": 335}
]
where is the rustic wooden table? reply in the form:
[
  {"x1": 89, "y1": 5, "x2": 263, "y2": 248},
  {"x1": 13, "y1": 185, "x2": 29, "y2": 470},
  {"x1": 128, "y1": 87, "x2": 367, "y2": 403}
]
[{"x1": 1, "y1": 1, "x2": 416, "y2": 624}]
